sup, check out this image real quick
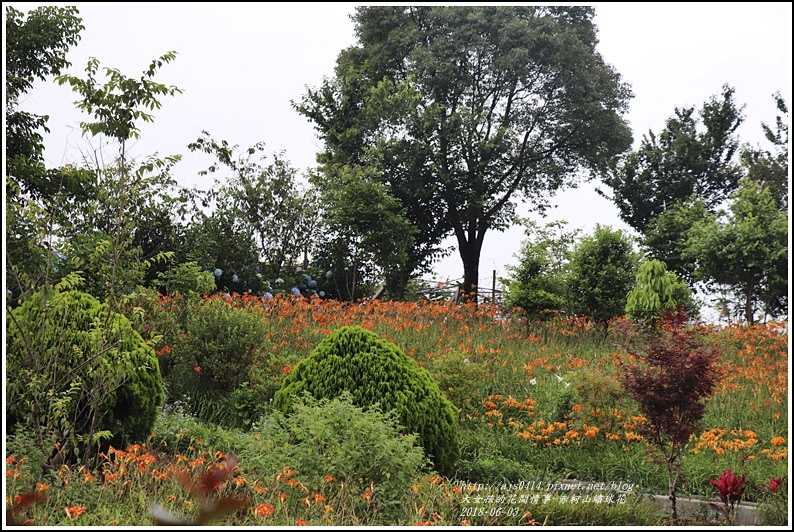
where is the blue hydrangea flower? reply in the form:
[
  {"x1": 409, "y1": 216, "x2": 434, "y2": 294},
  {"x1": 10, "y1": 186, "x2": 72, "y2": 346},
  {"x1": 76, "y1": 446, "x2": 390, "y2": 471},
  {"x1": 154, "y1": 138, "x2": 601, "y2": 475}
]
[
  {"x1": 214, "y1": 268, "x2": 223, "y2": 277},
  {"x1": 232, "y1": 273, "x2": 240, "y2": 283},
  {"x1": 308, "y1": 280, "x2": 318, "y2": 288},
  {"x1": 319, "y1": 291, "x2": 325, "y2": 297},
  {"x1": 290, "y1": 287, "x2": 301, "y2": 295},
  {"x1": 325, "y1": 270, "x2": 333, "y2": 279},
  {"x1": 263, "y1": 292, "x2": 273, "y2": 300},
  {"x1": 223, "y1": 292, "x2": 231, "y2": 299},
  {"x1": 302, "y1": 273, "x2": 311, "y2": 282}
]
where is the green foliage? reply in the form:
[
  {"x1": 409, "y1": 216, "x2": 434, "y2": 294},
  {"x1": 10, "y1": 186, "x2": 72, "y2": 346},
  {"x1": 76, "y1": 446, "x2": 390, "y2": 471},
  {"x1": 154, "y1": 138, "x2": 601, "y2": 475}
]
[
  {"x1": 641, "y1": 198, "x2": 710, "y2": 285},
  {"x1": 318, "y1": 165, "x2": 417, "y2": 300},
  {"x1": 427, "y1": 351, "x2": 488, "y2": 419},
  {"x1": 569, "y1": 369, "x2": 624, "y2": 415},
  {"x1": 229, "y1": 382, "x2": 271, "y2": 430},
  {"x1": 255, "y1": 392, "x2": 427, "y2": 523},
  {"x1": 187, "y1": 131, "x2": 320, "y2": 283},
  {"x1": 567, "y1": 225, "x2": 639, "y2": 325},
  {"x1": 274, "y1": 325, "x2": 460, "y2": 476},
  {"x1": 6, "y1": 288, "x2": 164, "y2": 464},
  {"x1": 626, "y1": 259, "x2": 693, "y2": 324},
  {"x1": 179, "y1": 209, "x2": 263, "y2": 295},
  {"x1": 686, "y1": 178, "x2": 788, "y2": 323},
  {"x1": 602, "y1": 84, "x2": 744, "y2": 233},
  {"x1": 171, "y1": 298, "x2": 268, "y2": 394},
  {"x1": 742, "y1": 92, "x2": 788, "y2": 211},
  {"x1": 56, "y1": 52, "x2": 183, "y2": 141},
  {"x1": 154, "y1": 260, "x2": 216, "y2": 296},
  {"x1": 504, "y1": 220, "x2": 579, "y2": 318},
  {"x1": 298, "y1": 5, "x2": 633, "y2": 299},
  {"x1": 5, "y1": 4, "x2": 84, "y2": 199}
]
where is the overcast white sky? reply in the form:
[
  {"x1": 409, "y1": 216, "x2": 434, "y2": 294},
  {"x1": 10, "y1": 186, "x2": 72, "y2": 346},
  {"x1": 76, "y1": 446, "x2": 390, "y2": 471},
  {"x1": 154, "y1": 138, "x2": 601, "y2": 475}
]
[{"x1": 6, "y1": 2, "x2": 793, "y2": 289}]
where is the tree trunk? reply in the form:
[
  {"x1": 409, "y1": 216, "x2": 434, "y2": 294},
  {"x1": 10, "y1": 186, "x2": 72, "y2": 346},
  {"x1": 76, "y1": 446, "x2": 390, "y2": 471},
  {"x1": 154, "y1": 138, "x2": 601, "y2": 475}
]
[
  {"x1": 744, "y1": 284, "x2": 755, "y2": 325},
  {"x1": 456, "y1": 229, "x2": 485, "y2": 303}
]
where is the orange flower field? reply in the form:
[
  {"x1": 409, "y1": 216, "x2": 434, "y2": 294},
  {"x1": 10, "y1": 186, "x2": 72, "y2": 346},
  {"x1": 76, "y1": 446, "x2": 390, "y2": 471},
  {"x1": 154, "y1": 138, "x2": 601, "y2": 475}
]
[{"x1": 5, "y1": 294, "x2": 789, "y2": 526}]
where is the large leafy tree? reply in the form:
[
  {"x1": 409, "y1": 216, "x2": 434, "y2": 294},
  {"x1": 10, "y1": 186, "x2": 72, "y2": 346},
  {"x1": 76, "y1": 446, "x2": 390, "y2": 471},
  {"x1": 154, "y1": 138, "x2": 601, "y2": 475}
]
[
  {"x1": 600, "y1": 84, "x2": 745, "y2": 235},
  {"x1": 686, "y1": 179, "x2": 788, "y2": 324},
  {"x1": 187, "y1": 132, "x2": 319, "y2": 282},
  {"x1": 5, "y1": 5, "x2": 85, "y2": 198},
  {"x1": 297, "y1": 6, "x2": 633, "y2": 300}
]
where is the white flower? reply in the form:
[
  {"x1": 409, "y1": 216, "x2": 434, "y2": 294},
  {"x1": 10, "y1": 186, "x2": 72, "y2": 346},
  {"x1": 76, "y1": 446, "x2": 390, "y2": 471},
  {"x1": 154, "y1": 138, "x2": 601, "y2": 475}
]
[
  {"x1": 555, "y1": 373, "x2": 564, "y2": 382},
  {"x1": 529, "y1": 378, "x2": 537, "y2": 385},
  {"x1": 563, "y1": 381, "x2": 571, "y2": 388},
  {"x1": 463, "y1": 358, "x2": 471, "y2": 364}
]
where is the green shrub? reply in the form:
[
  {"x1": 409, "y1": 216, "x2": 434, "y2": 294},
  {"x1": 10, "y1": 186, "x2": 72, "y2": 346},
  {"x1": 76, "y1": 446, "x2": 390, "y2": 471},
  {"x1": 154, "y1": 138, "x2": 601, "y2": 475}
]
[
  {"x1": 122, "y1": 287, "x2": 190, "y2": 381},
  {"x1": 568, "y1": 368, "x2": 625, "y2": 426},
  {"x1": 6, "y1": 288, "x2": 164, "y2": 463},
  {"x1": 153, "y1": 260, "x2": 217, "y2": 296},
  {"x1": 274, "y1": 325, "x2": 460, "y2": 476},
  {"x1": 428, "y1": 351, "x2": 488, "y2": 420},
  {"x1": 252, "y1": 392, "x2": 427, "y2": 523},
  {"x1": 171, "y1": 297, "x2": 267, "y2": 394}
]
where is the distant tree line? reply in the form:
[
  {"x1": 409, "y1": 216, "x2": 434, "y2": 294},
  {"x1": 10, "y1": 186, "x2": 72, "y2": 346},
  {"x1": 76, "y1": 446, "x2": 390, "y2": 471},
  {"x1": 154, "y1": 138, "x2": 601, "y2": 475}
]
[{"x1": 5, "y1": 5, "x2": 788, "y2": 324}]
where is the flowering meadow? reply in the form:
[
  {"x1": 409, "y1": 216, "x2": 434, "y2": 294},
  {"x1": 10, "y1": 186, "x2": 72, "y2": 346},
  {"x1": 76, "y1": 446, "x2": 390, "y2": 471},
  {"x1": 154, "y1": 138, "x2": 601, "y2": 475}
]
[{"x1": 5, "y1": 293, "x2": 789, "y2": 526}]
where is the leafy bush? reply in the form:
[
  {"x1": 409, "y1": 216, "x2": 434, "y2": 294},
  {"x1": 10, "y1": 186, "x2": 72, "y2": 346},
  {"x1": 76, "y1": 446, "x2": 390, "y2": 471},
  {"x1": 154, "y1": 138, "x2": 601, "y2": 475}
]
[
  {"x1": 626, "y1": 259, "x2": 694, "y2": 324},
  {"x1": 428, "y1": 350, "x2": 488, "y2": 419},
  {"x1": 568, "y1": 368, "x2": 625, "y2": 426},
  {"x1": 253, "y1": 392, "x2": 427, "y2": 523},
  {"x1": 154, "y1": 260, "x2": 217, "y2": 296},
  {"x1": 171, "y1": 297, "x2": 267, "y2": 394},
  {"x1": 6, "y1": 288, "x2": 164, "y2": 463},
  {"x1": 122, "y1": 288, "x2": 190, "y2": 381},
  {"x1": 274, "y1": 325, "x2": 460, "y2": 476},
  {"x1": 567, "y1": 224, "x2": 639, "y2": 324}
]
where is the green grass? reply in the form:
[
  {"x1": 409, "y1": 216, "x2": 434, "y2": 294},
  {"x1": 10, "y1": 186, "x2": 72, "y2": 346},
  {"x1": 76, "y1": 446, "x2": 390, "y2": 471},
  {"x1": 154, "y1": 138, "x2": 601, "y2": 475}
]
[{"x1": 5, "y1": 296, "x2": 788, "y2": 525}]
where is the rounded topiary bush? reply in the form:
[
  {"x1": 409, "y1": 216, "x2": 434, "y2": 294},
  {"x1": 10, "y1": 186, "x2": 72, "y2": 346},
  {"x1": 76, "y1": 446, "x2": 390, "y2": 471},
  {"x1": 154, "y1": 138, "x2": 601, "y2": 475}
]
[
  {"x1": 6, "y1": 289, "x2": 164, "y2": 457},
  {"x1": 273, "y1": 325, "x2": 460, "y2": 476}
]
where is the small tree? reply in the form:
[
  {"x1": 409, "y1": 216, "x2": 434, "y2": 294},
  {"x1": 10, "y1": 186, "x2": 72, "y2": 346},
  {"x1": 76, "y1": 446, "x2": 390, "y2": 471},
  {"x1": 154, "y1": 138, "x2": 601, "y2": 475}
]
[
  {"x1": 625, "y1": 259, "x2": 694, "y2": 324},
  {"x1": 686, "y1": 179, "x2": 788, "y2": 324},
  {"x1": 504, "y1": 219, "x2": 579, "y2": 319},
  {"x1": 614, "y1": 309, "x2": 722, "y2": 522},
  {"x1": 567, "y1": 224, "x2": 639, "y2": 325}
]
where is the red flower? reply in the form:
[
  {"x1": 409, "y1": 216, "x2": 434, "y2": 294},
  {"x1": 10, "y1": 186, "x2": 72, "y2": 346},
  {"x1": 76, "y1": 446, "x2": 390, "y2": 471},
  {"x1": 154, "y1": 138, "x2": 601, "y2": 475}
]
[
  {"x1": 709, "y1": 469, "x2": 747, "y2": 506},
  {"x1": 765, "y1": 477, "x2": 783, "y2": 493}
]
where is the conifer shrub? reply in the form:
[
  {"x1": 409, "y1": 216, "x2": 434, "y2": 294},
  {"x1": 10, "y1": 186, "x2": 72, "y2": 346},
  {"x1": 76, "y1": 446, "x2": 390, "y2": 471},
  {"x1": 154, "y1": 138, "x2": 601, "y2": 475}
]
[
  {"x1": 6, "y1": 289, "x2": 164, "y2": 462},
  {"x1": 273, "y1": 325, "x2": 460, "y2": 476}
]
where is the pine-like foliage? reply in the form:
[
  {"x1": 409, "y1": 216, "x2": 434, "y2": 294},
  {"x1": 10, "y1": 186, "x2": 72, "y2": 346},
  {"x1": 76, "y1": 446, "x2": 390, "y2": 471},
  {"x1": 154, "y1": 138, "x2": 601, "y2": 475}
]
[{"x1": 273, "y1": 325, "x2": 460, "y2": 476}]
